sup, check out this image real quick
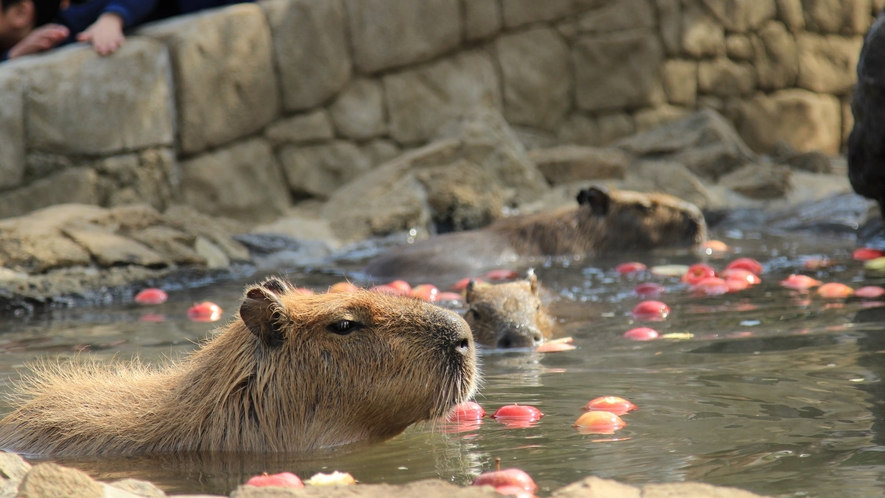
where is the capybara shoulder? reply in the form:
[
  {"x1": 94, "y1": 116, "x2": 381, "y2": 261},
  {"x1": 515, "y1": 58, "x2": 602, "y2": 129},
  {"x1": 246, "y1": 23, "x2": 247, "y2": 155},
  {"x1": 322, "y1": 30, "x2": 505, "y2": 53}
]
[
  {"x1": 364, "y1": 187, "x2": 706, "y2": 279},
  {"x1": 0, "y1": 277, "x2": 478, "y2": 456},
  {"x1": 464, "y1": 270, "x2": 555, "y2": 348}
]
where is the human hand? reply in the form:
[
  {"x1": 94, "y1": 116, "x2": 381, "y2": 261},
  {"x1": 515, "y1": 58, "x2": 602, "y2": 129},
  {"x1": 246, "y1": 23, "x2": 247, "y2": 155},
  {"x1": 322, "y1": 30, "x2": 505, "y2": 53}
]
[
  {"x1": 7, "y1": 24, "x2": 69, "y2": 59},
  {"x1": 76, "y1": 13, "x2": 125, "y2": 55}
]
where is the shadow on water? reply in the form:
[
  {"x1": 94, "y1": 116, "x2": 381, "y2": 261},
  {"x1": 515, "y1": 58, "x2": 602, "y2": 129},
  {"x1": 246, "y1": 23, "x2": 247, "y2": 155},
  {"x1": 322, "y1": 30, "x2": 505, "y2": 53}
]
[{"x1": 5, "y1": 232, "x2": 885, "y2": 496}]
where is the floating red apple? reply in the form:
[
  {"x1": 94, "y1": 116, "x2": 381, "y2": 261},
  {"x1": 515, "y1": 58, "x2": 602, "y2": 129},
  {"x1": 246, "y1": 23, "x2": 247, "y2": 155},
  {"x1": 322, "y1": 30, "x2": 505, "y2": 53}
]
[
  {"x1": 573, "y1": 411, "x2": 627, "y2": 434},
  {"x1": 472, "y1": 468, "x2": 538, "y2": 493},
  {"x1": 448, "y1": 401, "x2": 486, "y2": 421},
  {"x1": 816, "y1": 282, "x2": 854, "y2": 298},
  {"x1": 411, "y1": 284, "x2": 439, "y2": 302},
  {"x1": 584, "y1": 396, "x2": 637, "y2": 415},
  {"x1": 623, "y1": 327, "x2": 659, "y2": 341},
  {"x1": 853, "y1": 248, "x2": 885, "y2": 261},
  {"x1": 245, "y1": 472, "x2": 304, "y2": 488},
  {"x1": 187, "y1": 302, "x2": 222, "y2": 322},
  {"x1": 134, "y1": 288, "x2": 167, "y2": 305},
  {"x1": 485, "y1": 269, "x2": 519, "y2": 281},
  {"x1": 856, "y1": 286, "x2": 885, "y2": 299},
  {"x1": 780, "y1": 274, "x2": 822, "y2": 290},
  {"x1": 616, "y1": 262, "x2": 646, "y2": 274},
  {"x1": 631, "y1": 301, "x2": 670, "y2": 321},
  {"x1": 725, "y1": 258, "x2": 763, "y2": 275},
  {"x1": 681, "y1": 264, "x2": 716, "y2": 285}
]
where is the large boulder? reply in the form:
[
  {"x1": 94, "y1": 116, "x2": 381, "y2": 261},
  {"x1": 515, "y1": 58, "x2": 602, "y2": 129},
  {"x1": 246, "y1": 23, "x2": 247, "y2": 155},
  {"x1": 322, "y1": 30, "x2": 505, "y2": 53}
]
[
  {"x1": 322, "y1": 111, "x2": 548, "y2": 242},
  {"x1": 0, "y1": 69, "x2": 24, "y2": 190},
  {"x1": 738, "y1": 89, "x2": 842, "y2": 155},
  {"x1": 277, "y1": 141, "x2": 374, "y2": 199}
]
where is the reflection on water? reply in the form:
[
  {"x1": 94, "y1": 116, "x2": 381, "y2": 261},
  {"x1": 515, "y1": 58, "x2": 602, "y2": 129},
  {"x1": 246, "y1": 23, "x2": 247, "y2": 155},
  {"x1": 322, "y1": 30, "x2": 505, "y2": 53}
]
[{"x1": 3, "y1": 232, "x2": 885, "y2": 496}]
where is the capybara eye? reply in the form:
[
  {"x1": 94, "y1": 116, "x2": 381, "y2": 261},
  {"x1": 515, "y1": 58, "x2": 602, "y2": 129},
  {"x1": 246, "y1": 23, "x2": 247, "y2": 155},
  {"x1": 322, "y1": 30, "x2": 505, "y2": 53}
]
[{"x1": 329, "y1": 320, "x2": 358, "y2": 335}]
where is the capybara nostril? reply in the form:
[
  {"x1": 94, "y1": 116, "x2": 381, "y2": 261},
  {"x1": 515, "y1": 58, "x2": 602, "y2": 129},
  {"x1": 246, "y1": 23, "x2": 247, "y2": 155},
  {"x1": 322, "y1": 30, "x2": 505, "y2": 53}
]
[{"x1": 497, "y1": 336, "x2": 512, "y2": 349}]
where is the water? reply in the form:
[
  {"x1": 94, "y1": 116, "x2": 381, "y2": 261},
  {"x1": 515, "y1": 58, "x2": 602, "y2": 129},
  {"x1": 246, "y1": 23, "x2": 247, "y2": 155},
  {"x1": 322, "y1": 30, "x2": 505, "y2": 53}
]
[{"x1": 3, "y1": 231, "x2": 885, "y2": 497}]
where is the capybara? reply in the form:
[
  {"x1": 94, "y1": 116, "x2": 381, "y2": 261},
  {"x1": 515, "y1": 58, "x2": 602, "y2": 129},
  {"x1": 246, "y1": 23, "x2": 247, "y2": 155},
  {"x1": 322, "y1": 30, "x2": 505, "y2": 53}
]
[
  {"x1": 364, "y1": 187, "x2": 706, "y2": 279},
  {"x1": 464, "y1": 270, "x2": 555, "y2": 348},
  {"x1": 0, "y1": 277, "x2": 478, "y2": 456}
]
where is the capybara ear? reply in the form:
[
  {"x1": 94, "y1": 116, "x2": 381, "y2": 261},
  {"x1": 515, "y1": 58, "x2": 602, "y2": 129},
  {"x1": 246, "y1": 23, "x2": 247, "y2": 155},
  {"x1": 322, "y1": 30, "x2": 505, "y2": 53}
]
[
  {"x1": 465, "y1": 279, "x2": 479, "y2": 303},
  {"x1": 576, "y1": 187, "x2": 611, "y2": 215},
  {"x1": 240, "y1": 284, "x2": 287, "y2": 348},
  {"x1": 526, "y1": 268, "x2": 539, "y2": 295},
  {"x1": 259, "y1": 276, "x2": 295, "y2": 296}
]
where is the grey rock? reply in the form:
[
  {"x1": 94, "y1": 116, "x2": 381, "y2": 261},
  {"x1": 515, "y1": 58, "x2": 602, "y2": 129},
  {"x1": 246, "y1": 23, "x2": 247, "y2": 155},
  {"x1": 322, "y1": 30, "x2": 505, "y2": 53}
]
[
  {"x1": 328, "y1": 78, "x2": 388, "y2": 140},
  {"x1": 796, "y1": 33, "x2": 863, "y2": 95},
  {"x1": 194, "y1": 236, "x2": 230, "y2": 269},
  {"x1": 597, "y1": 112, "x2": 636, "y2": 145},
  {"x1": 634, "y1": 105, "x2": 692, "y2": 133},
  {"x1": 62, "y1": 224, "x2": 167, "y2": 268},
  {"x1": 573, "y1": 29, "x2": 665, "y2": 112},
  {"x1": 278, "y1": 141, "x2": 373, "y2": 199},
  {"x1": 529, "y1": 146, "x2": 630, "y2": 184},
  {"x1": 416, "y1": 159, "x2": 506, "y2": 232},
  {"x1": 770, "y1": 141, "x2": 833, "y2": 173},
  {"x1": 500, "y1": 0, "x2": 572, "y2": 28},
  {"x1": 496, "y1": 27, "x2": 571, "y2": 131},
  {"x1": 97, "y1": 148, "x2": 178, "y2": 212},
  {"x1": 16, "y1": 40, "x2": 173, "y2": 156},
  {"x1": 802, "y1": 0, "x2": 870, "y2": 34},
  {"x1": 0, "y1": 167, "x2": 98, "y2": 220},
  {"x1": 262, "y1": 0, "x2": 350, "y2": 111},
  {"x1": 752, "y1": 21, "x2": 798, "y2": 90},
  {"x1": 107, "y1": 479, "x2": 167, "y2": 498},
  {"x1": 17, "y1": 463, "x2": 103, "y2": 498},
  {"x1": 129, "y1": 226, "x2": 206, "y2": 266},
  {"x1": 738, "y1": 89, "x2": 842, "y2": 154},
  {"x1": 682, "y1": 3, "x2": 725, "y2": 57},
  {"x1": 623, "y1": 161, "x2": 714, "y2": 209},
  {"x1": 463, "y1": 0, "x2": 501, "y2": 40},
  {"x1": 361, "y1": 139, "x2": 402, "y2": 167},
  {"x1": 726, "y1": 34, "x2": 755, "y2": 59},
  {"x1": 776, "y1": 0, "x2": 804, "y2": 31},
  {"x1": 344, "y1": 0, "x2": 460, "y2": 73},
  {"x1": 0, "y1": 69, "x2": 24, "y2": 190},
  {"x1": 264, "y1": 110, "x2": 335, "y2": 146},
  {"x1": 697, "y1": 58, "x2": 757, "y2": 97},
  {"x1": 384, "y1": 51, "x2": 501, "y2": 144},
  {"x1": 661, "y1": 59, "x2": 698, "y2": 106},
  {"x1": 576, "y1": 0, "x2": 655, "y2": 33},
  {"x1": 656, "y1": 0, "x2": 682, "y2": 55},
  {"x1": 179, "y1": 138, "x2": 292, "y2": 223},
  {"x1": 557, "y1": 114, "x2": 601, "y2": 147},
  {"x1": 138, "y1": 4, "x2": 278, "y2": 155},
  {"x1": 552, "y1": 476, "x2": 640, "y2": 498},
  {"x1": 719, "y1": 163, "x2": 792, "y2": 199},
  {"x1": 162, "y1": 204, "x2": 250, "y2": 262},
  {"x1": 702, "y1": 0, "x2": 776, "y2": 32}
]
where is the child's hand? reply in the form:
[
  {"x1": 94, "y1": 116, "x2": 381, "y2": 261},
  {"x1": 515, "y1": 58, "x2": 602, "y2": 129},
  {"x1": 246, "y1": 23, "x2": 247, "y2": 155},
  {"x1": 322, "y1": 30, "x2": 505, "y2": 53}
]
[
  {"x1": 77, "y1": 13, "x2": 125, "y2": 55},
  {"x1": 7, "y1": 24, "x2": 70, "y2": 58}
]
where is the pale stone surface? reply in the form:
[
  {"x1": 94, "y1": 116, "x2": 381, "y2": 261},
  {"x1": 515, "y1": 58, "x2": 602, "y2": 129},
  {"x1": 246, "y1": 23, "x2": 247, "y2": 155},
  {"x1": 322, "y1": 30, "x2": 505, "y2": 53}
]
[
  {"x1": 776, "y1": 0, "x2": 804, "y2": 31},
  {"x1": 752, "y1": 21, "x2": 798, "y2": 90},
  {"x1": 345, "y1": 0, "x2": 461, "y2": 73},
  {"x1": 17, "y1": 40, "x2": 173, "y2": 156},
  {"x1": 796, "y1": 34, "x2": 863, "y2": 94},
  {"x1": 656, "y1": 0, "x2": 682, "y2": 55},
  {"x1": 329, "y1": 78, "x2": 388, "y2": 140},
  {"x1": 278, "y1": 141, "x2": 373, "y2": 199},
  {"x1": 179, "y1": 138, "x2": 292, "y2": 222},
  {"x1": 496, "y1": 27, "x2": 571, "y2": 131},
  {"x1": 682, "y1": 3, "x2": 725, "y2": 57},
  {"x1": 501, "y1": 0, "x2": 573, "y2": 28},
  {"x1": 661, "y1": 59, "x2": 698, "y2": 106},
  {"x1": 738, "y1": 89, "x2": 842, "y2": 154},
  {"x1": 0, "y1": 167, "x2": 98, "y2": 220},
  {"x1": 634, "y1": 105, "x2": 693, "y2": 133},
  {"x1": 576, "y1": 0, "x2": 655, "y2": 32},
  {"x1": 463, "y1": 0, "x2": 501, "y2": 40},
  {"x1": 726, "y1": 34, "x2": 754, "y2": 59},
  {"x1": 108, "y1": 479, "x2": 167, "y2": 498},
  {"x1": 63, "y1": 224, "x2": 167, "y2": 268},
  {"x1": 96, "y1": 148, "x2": 178, "y2": 212},
  {"x1": 597, "y1": 113, "x2": 636, "y2": 144},
  {"x1": 573, "y1": 30, "x2": 665, "y2": 112},
  {"x1": 643, "y1": 481, "x2": 769, "y2": 498},
  {"x1": 265, "y1": 110, "x2": 335, "y2": 145},
  {"x1": 18, "y1": 463, "x2": 103, "y2": 498},
  {"x1": 552, "y1": 476, "x2": 641, "y2": 498},
  {"x1": 384, "y1": 51, "x2": 501, "y2": 144},
  {"x1": 624, "y1": 161, "x2": 715, "y2": 208},
  {"x1": 557, "y1": 114, "x2": 601, "y2": 146},
  {"x1": 129, "y1": 225, "x2": 206, "y2": 265},
  {"x1": 719, "y1": 163, "x2": 792, "y2": 199},
  {"x1": 162, "y1": 204, "x2": 250, "y2": 262},
  {"x1": 702, "y1": 0, "x2": 776, "y2": 32},
  {"x1": 802, "y1": 0, "x2": 871, "y2": 34},
  {"x1": 698, "y1": 58, "x2": 757, "y2": 97},
  {"x1": 0, "y1": 451, "x2": 30, "y2": 487},
  {"x1": 361, "y1": 139, "x2": 402, "y2": 166},
  {"x1": 0, "y1": 69, "x2": 24, "y2": 190},
  {"x1": 139, "y1": 4, "x2": 278, "y2": 155},
  {"x1": 262, "y1": 0, "x2": 350, "y2": 111},
  {"x1": 529, "y1": 146, "x2": 630, "y2": 184}
]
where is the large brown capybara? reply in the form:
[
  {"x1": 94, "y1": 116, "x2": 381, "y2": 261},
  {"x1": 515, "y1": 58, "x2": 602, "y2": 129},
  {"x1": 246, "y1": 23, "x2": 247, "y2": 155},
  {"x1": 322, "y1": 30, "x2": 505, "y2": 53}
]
[
  {"x1": 0, "y1": 277, "x2": 478, "y2": 457},
  {"x1": 364, "y1": 187, "x2": 706, "y2": 280},
  {"x1": 464, "y1": 269, "x2": 555, "y2": 349}
]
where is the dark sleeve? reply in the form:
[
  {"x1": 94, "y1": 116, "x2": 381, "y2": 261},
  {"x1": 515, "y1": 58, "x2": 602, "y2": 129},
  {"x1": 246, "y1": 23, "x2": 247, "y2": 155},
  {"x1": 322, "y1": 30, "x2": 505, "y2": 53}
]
[
  {"x1": 58, "y1": 0, "x2": 159, "y2": 34},
  {"x1": 176, "y1": 0, "x2": 252, "y2": 15}
]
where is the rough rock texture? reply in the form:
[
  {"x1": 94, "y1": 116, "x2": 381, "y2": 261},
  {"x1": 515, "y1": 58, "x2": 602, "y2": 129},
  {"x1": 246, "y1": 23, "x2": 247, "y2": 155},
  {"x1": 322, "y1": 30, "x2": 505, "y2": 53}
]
[
  {"x1": 703, "y1": 0, "x2": 776, "y2": 33},
  {"x1": 801, "y1": 0, "x2": 870, "y2": 34},
  {"x1": 752, "y1": 21, "x2": 798, "y2": 90},
  {"x1": 552, "y1": 476, "x2": 641, "y2": 498},
  {"x1": 278, "y1": 141, "x2": 373, "y2": 199},
  {"x1": 262, "y1": 0, "x2": 350, "y2": 111},
  {"x1": 179, "y1": 139, "x2": 292, "y2": 222},
  {"x1": 322, "y1": 111, "x2": 548, "y2": 242},
  {"x1": 657, "y1": 0, "x2": 682, "y2": 55},
  {"x1": 623, "y1": 160, "x2": 714, "y2": 208},
  {"x1": 264, "y1": 110, "x2": 335, "y2": 146},
  {"x1": 344, "y1": 0, "x2": 461, "y2": 73},
  {"x1": 573, "y1": 30, "x2": 665, "y2": 111},
  {"x1": 96, "y1": 148, "x2": 179, "y2": 211},
  {"x1": 383, "y1": 51, "x2": 501, "y2": 144},
  {"x1": 500, "y1": 0, "x2": 572, "y2": 28},
  {"x1": 17, "y1": 463, "x2": 104, "y2": 498},
  {"x1": 12, "y1": 40, "x2": 174, "y2": 156},
  {"x1": 329, "y1": 78, "x2": 388, "y2": 140},
  {"x1": 529, "y1": 146, "x2": 630, "y2": 184},
  {"x1": 661, "y1": 59, "x2": 698, "y2": 106},
  {"x1": 138, "y1": 4, "x2": 278, "y2": 155},
  {"x1": 463, "y1": 0, "x2": 501, "y2": 40},
  {"x1": 719, "y1": 163, "x2": 793, "y2": 199},
  {"x1": 796, "y1": 33, "x2": 863, "y2": 94},
  {"x1": 738, "y1": 89, "x2": 842, "y2": 154},
  {"x1": 0, "y1": 167, "x2": 98, "y2": 220},
  {"x1": 496, "y1": 27, "x2": 571, "y2": 131},
  {"x1": 0, "y1": 70, "x2": 24, "y2": 190},
  {"x1": 576, "y1": 0, "x2": 656, "y2": 33},
  {"x1": 697, "y1": 58, "x2": 757, "y2": 97},
  {"x1": 682, "y1": 3, "x2": 725, "y2": 57},
  {"x1": 634, "y1": 105, "x2": 692, "y2": 133}
]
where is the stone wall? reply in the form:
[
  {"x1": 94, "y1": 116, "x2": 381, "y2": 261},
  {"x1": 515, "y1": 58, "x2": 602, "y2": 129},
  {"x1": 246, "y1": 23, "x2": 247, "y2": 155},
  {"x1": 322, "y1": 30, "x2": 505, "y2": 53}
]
[{"x1": 0, "y1": 0, "x2": 878, "y2": 222}]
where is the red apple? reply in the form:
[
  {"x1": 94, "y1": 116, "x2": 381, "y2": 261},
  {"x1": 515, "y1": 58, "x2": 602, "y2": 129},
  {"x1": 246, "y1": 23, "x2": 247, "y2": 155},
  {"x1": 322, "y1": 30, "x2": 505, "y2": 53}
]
[
  {"x1": 472, "y1": 468, "x2": 537, "y2": 492},
  {"x1": 134, "y1": 288, "x2": 167, "y2": 305},
  {"x1": 245, "y1": 472, "x2": 304, "y2": 488}
]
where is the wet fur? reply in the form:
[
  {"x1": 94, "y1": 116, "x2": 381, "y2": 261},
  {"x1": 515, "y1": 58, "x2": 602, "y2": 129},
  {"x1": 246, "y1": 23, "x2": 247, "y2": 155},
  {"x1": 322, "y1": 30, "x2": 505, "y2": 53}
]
[
  {"x1": 464, "y1": 271, "x2": 555, "y2": 348},
  {"x1": 0, "y1": 278, "x2": 478, "y2": 456},
  {"x1": 364, "y1": 187, "x2": 706, "y2": 279}
]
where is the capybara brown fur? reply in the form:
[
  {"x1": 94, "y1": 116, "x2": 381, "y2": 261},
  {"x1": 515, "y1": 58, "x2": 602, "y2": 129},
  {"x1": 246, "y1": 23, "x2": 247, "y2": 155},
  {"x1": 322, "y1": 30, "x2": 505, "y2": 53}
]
[
  {"x1": 0, "y1": 277, "x2": 478, "y2": 457},
  {"x1": 464, "y1": 270, "x2": 555, "y2": 349},
  {"x1": 364, "y1": 187, "x2": 706, "y2": 279}
]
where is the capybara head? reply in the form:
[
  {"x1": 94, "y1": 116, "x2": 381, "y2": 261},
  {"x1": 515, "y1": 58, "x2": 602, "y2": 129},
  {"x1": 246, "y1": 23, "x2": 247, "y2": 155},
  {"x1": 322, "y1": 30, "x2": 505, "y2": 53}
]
[
  {"x1": 574, "y1": 187, "x2": 706, "y2": 252},
  {"x1": 0, "y1": 277, "x2": 478, "y2": 456},
  {"x1": 464, "y1": 270, "x2": 554, "y2": 348}
]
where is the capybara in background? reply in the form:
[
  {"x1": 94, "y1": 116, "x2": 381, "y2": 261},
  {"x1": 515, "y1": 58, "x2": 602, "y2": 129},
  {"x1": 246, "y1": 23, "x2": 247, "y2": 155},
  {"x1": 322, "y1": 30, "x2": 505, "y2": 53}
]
[
  {"x1": 464, "y1": 270, "x2": 555, "y2": 348},
  {"x1": 364, "y1": 187, "x2": 706, "y2": 280},
  {"x1": 0, "y1": 277, "x2": 478, "y2": 456}
]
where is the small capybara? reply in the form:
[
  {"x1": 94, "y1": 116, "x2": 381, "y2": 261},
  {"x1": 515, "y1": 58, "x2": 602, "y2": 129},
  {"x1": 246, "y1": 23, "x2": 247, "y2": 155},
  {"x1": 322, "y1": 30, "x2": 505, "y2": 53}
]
[
  {"x1": 0, "y1": 277, "x2": 478, "y2": 456},
  {"x1": 464, "y1": 270, "x2": 555, "y2": 348},
  {"x1": 364, "y1": 187, "x2": 706, "y2": 279}
]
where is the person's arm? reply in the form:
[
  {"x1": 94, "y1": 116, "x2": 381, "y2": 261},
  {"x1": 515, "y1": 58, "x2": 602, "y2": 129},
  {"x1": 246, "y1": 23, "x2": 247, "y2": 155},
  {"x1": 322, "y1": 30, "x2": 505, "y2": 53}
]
[
  {"x1": 4, "y1": 24, "x2": 70, "y2": 59},
  {"x1": 62, "y1": 0, "x2": 158, "y2": 55}
]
